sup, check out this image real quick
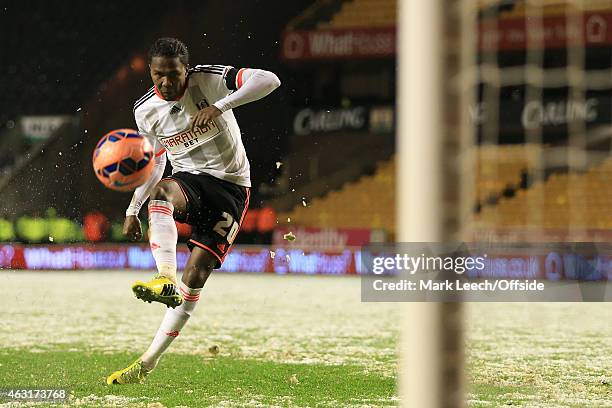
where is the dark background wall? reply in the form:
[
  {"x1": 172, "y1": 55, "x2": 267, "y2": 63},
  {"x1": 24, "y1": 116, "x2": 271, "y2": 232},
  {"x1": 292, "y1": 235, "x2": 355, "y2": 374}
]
[{"x1": 0, "y1": 0, "x2": 317, "y2": 218}]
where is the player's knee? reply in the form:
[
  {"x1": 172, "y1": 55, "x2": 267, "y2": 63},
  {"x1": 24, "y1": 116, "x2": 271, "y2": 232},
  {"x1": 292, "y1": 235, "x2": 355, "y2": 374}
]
[{"x1": 151, "y1": 183, "x2": 174, "y2": 202}]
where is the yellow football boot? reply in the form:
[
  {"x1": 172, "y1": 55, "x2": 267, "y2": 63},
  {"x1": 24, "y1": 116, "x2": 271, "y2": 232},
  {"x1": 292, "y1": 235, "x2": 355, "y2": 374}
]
[
  {"x1": 106, "y1": 359, "x2": 150, "y2": 385},
  {"x1": 131, "y1": 274, "x2": 183, "y2": 308}
]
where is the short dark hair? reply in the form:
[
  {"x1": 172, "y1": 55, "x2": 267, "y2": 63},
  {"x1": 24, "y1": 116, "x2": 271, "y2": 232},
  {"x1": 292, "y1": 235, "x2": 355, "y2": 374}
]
[{"x1": 148, "y1": 37, "x2": 189, "y2": 66}]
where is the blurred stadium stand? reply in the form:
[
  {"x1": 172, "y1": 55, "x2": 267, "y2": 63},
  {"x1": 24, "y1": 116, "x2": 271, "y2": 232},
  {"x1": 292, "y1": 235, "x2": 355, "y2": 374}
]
[
  {"x1": 475, "y1": 144, "x2": 544, "y2": 207},
  {"x1": 0, "y1": 0, "x2": 312, "y2": 224},
  {"x1": 318, "y1": 0, "x2": 396, "y2": 29},
  {"x1": 476, "y1": 138, "x2": 612, "y2": 230},
  {"x1": 0, "y1": 0, "x2": 181, "y2": 220},
  {"x1": 276, "y1": 0, "x2": 612, "y2": 242},
  {"x1": 269, "y1": 0, "x2": 396, "y2": 225},
  {"x1": 471, "y1": 0, "x2": 612, "y2": 238},
  {"x1": 496, "y1": 0, "x2": 612, "y2": 18},
  {"x1": 0, "y1": 2, "x2": 152, "y2": 125},
  {"x1": 279, "y1": 155, "x2": 395, "y2": 233},
  {"x1": 2, "y1": 0, "x2": 612, "y2": 246}
]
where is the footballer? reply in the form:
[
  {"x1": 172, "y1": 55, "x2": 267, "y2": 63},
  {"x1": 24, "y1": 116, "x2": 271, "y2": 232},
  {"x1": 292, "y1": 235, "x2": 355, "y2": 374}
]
[{"x1": 107, "y1": 37, "x2": 280, "y2": 384}]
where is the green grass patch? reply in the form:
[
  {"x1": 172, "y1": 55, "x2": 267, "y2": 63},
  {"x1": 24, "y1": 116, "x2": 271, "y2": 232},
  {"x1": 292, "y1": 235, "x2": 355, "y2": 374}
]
[
  {"x1": 0, "y1": 349, "x2": 397, "y2": 407},
  {"x1": 468, "y1": 383, "x2": 537, "y2": 406}
]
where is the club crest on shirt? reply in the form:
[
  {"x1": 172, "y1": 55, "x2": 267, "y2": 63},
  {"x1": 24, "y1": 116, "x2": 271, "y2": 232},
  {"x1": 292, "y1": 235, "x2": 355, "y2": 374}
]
[{"x1": 196, "y1": 99, "x2": 210, "y2": 110}]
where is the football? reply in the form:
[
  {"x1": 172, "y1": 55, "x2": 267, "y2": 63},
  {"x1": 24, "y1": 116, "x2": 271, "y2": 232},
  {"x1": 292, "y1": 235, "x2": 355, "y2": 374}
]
[{"x1": 92, "y1": 128, "x2": 154, "y2": 192}]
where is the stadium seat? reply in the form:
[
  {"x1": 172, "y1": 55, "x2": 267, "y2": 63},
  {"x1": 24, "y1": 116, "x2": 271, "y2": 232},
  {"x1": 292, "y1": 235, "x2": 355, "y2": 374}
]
[
  {"x1": 279, "y1": 155, "x2": 397, "y2": 233},
  {"x1": 491, "y1": 0, "x2": 612, "y2": 19},
  {"x1": 318, "y1": 0, "x2": 396, "y2": 29},
  {"x1": 279, "y1": 144, "x2": 555, "y2": 235},
  {"x1": 475, "y1": 154, "x2": 612, "y2": 229},
  {"x1": 475, "y1": 144, "x2": 543, "y2": 205}
]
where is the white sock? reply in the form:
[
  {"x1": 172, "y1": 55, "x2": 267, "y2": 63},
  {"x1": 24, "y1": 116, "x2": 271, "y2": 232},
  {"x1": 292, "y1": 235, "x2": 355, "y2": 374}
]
[
  {"x1": 141, "y1": 282, "x2": 201, "y2": 370},
  {"x1": 148, "y1": 200, "x2": 178, "y2": 283}
]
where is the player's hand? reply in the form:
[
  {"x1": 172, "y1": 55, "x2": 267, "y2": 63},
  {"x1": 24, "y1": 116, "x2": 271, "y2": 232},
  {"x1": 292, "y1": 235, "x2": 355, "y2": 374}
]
[
  {"x1": 191, "y1": 106, "x2": 222, "y2": 130},
  {"x1": 123, "y1": 215, "x2": 143, "y2": 241}
]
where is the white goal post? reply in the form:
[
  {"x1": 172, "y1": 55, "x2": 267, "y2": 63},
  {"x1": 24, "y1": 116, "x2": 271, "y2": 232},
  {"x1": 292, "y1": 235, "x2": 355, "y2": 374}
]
[{"x1": 398, "y1": 0, "x2": 474, "y2": 406}]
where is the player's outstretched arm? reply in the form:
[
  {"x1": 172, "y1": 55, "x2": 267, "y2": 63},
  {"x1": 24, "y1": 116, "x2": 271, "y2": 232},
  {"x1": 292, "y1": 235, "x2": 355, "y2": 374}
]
[
  {"x1": 213, "y1": 68, "x2": 281, "y2": 113},
  {"x1": 123, "y1": 152, "x2": 167, "y2": 241}
]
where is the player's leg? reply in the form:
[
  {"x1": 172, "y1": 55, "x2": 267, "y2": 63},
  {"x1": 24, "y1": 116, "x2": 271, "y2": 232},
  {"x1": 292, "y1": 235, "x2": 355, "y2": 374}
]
[
  {"x1": 107, "y1": 248, "x2": 216, "y2": 384},
  {"x1": 131, "y1": 178, "x2": 187, "y2": 308},
  {"x1": 139, "y1": 248, "x2": 216, "y2": 371},
  {"x1": 108, "y1": 174, "x2": 248, "y2": 384},
  {"x1": 148, "y1": 178, "x2": 187, "y2": 282}
]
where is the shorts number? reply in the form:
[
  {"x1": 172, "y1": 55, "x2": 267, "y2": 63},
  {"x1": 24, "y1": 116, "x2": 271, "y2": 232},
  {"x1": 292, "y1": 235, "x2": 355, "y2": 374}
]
[{"x1": 213, "y1": 212, "x2": 239, "y2": 244}]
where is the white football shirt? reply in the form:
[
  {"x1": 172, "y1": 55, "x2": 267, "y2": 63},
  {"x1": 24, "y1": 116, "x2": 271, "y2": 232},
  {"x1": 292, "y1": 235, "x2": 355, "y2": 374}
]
[{"x1": 133, "y1": 65, "x2": 251, "y2": 187}]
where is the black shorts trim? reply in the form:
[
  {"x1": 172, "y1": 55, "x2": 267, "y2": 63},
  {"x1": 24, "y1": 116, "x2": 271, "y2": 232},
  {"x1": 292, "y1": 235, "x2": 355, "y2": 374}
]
[{"x1": 188, "y1": 238, "x2": 223, "y2": 264}]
